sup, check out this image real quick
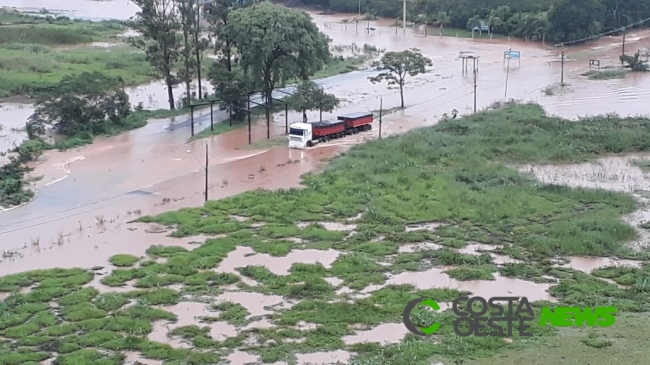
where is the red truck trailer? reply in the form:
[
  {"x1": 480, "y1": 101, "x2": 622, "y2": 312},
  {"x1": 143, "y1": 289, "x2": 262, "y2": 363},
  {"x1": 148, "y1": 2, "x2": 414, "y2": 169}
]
[{"x1": 288, "y1": 112, "x2": 374, "y2": 149}]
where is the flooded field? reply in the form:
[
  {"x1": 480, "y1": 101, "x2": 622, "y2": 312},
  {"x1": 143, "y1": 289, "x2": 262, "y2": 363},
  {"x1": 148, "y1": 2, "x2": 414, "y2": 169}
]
[{"x1": 1, "y1": 2, "x2": 650, "y2": 365}]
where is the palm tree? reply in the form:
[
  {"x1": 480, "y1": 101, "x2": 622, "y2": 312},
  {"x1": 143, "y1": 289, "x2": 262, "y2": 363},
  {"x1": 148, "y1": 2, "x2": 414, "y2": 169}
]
[
  {"x1": 436, "y1": 11, "x2": 450, "y2": 37},
  {"x1": 620, "y1": 51, "x2": 649, "y2": 71}
]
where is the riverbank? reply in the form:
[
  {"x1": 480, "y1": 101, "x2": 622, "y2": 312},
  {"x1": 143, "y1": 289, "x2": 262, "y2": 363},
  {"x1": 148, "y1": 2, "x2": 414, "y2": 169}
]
[{"x1": 1, "y1": 103, "x2": 650, "y2": 364}]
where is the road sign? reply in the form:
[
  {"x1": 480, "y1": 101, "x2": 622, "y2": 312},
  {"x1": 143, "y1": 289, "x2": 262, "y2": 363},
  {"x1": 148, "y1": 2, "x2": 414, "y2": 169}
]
[{"x1": 504, "y1": 50, "x2": 521, "y2": 60}]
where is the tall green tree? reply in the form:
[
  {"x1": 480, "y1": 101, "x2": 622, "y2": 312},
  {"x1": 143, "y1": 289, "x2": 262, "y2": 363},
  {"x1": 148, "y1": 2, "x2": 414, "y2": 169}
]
[
  {"x1": 130, "y1": 0, "x2": 181, "y2": 110},
  {"x1": 225, "y1": 3, "x2": 331, "y2": 114},
  {"x1": 206, "y1": 0, "x2": 236, "y2": 72},
  {"x1": 207, "y1": 63, "x2": 252, "y2": 120},
  {"x1": 547, "y1": 0, "x2": 604, "y2": 43},
  {"x1": 27, "y1": 72, "x2": 131, "y2": 137},
  {"x1": 288, "y1": 81, "x2": 339, "y2": 122},
  {"x1": 369, "y1": 48, "x2": 432, "y2": 108},
  {"x1": 178, "y1": 0, "x2": 198, "y2": 106}
]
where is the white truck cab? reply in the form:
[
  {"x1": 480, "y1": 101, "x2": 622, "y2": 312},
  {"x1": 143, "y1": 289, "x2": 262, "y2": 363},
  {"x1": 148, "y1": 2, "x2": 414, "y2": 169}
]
[{"x1": 288, "y1": 122, "x2": 313, "y2": 149}]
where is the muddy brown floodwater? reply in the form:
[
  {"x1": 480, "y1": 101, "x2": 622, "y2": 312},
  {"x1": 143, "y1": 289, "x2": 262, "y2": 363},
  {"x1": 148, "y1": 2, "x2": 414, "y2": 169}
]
[{"x1": 1, "y1": 5, "x2": 650, "y2": 363}]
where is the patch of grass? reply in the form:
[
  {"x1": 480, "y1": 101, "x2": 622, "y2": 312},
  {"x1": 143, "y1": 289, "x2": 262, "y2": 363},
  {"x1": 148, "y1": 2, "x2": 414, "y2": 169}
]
[
  {"x1": 211, "y1": 302, "x2": 250, "y2": 326},
  {"x1": 0, "y1": 45, "x2": 155, "y2": 98},
  {"x1": 632, "y1": 158, "x2": 650, "y2": 171},
  {"x1": 109, "y1": 254, "x2": 140, "y2": 267},
  {"x1": 581, "y1": 69, "x2": 628, "y2": 80},
  {"x1": 445, "y1": 265, "x2": 496, "y2": 281}
]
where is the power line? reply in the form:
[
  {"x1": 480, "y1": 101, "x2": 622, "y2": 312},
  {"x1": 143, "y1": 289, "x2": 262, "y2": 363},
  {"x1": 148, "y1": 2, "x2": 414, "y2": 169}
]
[{"x1": 556, "y1": 16, "x2": 650, "y2": 47}]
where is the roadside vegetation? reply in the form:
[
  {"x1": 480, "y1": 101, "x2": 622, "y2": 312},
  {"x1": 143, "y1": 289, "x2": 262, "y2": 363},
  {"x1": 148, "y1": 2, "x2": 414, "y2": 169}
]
[
  {"x1": 581, "y1": 69, "x2": 629, "y2": 80},
  {"x1": 3, "y1": 102, "x2": 650, "y2": 363},
  {"x1": 284, "y1": 0, "x2": 650, "y2": 43},
  {"x1": 0, "y1": 3, "x2": 380, "y2": 208}
]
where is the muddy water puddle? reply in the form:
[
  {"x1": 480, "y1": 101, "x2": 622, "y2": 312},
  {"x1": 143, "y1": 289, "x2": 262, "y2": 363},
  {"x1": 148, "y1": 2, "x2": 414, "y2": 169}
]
[
  {"x1": 149, "y1": 301, "x2": 239, "y2": 345},
  {"x1": 342, "y1": 322, "x2": 407, "y2": 345},
  {"x1": 216, "y1": 246, "x2": 341, "y2": 276},
  {"x1": 216, "y1": 291, "x2": 288, "y2": 317},
  {"x1": 558, "y1": 256, "x2": 642, "y2": 274},
  {"x1": 124, "y1": 352, "x2": 162, "y2": 365},
  {"x1": 364, "y1": 268, "x2": 553, "y2": 302},
  {"x1": 458, "y1": 243, "x2": 521, "y2": 264},
  {"x1": 295, "y1": 350, "x2": 352, "y2": 365},
  {"x1": 520, "y1": 155, "x2": 650, "y2": 248},
  {"x1": 519, "y1": 155, "x2": 650, "y2": 192}
]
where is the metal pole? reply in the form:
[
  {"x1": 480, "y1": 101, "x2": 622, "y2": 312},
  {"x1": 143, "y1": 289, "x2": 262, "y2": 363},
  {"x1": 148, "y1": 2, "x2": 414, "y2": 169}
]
[
  {"x1": 285, "y1": 103, "x2": 288, "y2": 134},
  {"x1": 402, "y1": 0, "x2": 406, "y2": 33},
  {"x1": 204, "y1": 143, "x2": 208, "y2": 202},
  {"x1": 473, "y1": 68, "x2": 477, "y2": 113},
  {"x1": 247, "y1": 96, "x2": 251, "y2": 145},
  {"x1": 621, "y1": 27, "x2": 626, "y2": 63},
  {"x1": 229, "y1": 106, "x2": 232, "y2": 127},
  {"x1": 504, "y1": 48, "x2": 511, "y2": 99},
  {"x1": 190, "y1": 106, "x2": 195, "y2": 136},
  {"x1": 266, "y1": 93, "x2": 270, "y2": 140},
  {"x1": 379, "y1": 97, "x2": 383, "y2": 139},
  {"x1": 210, "y1": 102, "x2": 214, "y2": 131},
  {"x1": 560, "y1": 43, "x2": 564, "y2": 86}
]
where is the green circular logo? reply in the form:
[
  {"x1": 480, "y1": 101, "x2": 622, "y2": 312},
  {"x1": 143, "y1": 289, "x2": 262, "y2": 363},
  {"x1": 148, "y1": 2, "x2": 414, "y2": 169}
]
[{"x1": 402, "y1": 298, "x2": 441, "y2": 336}]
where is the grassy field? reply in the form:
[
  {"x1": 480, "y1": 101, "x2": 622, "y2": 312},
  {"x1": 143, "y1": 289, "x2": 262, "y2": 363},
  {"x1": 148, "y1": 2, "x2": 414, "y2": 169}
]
[
  {"x1": 2, "y1": 102, "x2": 650, "y2": 363},
  {"x1": 0, "y1": 12, "x2": 155, "y2": 98}
]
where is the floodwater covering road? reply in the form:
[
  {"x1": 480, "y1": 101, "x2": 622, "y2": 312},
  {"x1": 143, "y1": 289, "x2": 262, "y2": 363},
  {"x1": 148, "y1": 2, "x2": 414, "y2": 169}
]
[{"x1": 1, "y1": 1, "x2": 650, "y2": 283}]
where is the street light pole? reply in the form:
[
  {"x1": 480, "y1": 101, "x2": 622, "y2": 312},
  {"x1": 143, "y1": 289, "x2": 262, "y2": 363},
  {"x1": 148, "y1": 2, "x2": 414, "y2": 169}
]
[
  {"x1": 504, "y1": 47, "x2": 511, "y2": 99},
  {"x1": 195, "y1": 0, "x2": 203, "y2": 100}
]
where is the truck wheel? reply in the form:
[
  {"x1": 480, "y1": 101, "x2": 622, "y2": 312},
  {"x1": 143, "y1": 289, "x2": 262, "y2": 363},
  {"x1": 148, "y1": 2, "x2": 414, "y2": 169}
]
[
  {"x1": 367, "y1": 124, "x2": 372, "y2": 131},
  {"x1": 353, "y1": 128, "x2": 358, "y2": 134},
  {"x1": 307, "y1": 141, "x2": 312, "y2": 147}
]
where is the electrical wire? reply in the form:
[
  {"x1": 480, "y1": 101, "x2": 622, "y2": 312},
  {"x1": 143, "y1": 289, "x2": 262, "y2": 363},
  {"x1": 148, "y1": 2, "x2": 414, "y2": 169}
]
[{"x1": 557, "y1": 16, "x2": 650, "y2": 47}]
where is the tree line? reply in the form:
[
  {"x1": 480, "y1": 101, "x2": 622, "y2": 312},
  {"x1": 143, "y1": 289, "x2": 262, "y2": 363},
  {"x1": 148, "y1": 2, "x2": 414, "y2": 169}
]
[{"x1": 283, "y1": 0, "x2": 650, "y2": 43}]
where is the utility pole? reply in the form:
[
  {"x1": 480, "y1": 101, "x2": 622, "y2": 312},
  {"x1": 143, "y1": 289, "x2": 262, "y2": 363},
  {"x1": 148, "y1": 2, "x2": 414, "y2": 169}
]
[
  {"x1": 402, "y1": 0, "x2": 406, "y2": 33},
  {"x1": 504, "y1": 47, "x2": 511, "y2": 99},
  {"x1": 621, "y1": 27, "x2": 627, "y2": 63},
  {"x1": 247, "y1": 95, "x2": 252, "y2": 145},
  {"x1": 379, "y1": 97, "x2": 383, "y2": 139},
  {"x1": 204, "y1": 143, "x2": 208, "y2": 202},
  {"x1": 560, "y1": 43, "x2": 564, "y2": 86},
  {"x1": 473, "y1": 67, "x2": 477, "y2": 113}
]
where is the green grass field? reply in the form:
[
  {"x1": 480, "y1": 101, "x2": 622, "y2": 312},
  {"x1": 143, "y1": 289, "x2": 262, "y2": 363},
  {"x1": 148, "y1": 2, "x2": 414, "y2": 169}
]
[
  {"x1": 0, "y1": 14, "x2": 155, "y2": 98},
  {"x1": 2, "y1": 102, "x2": 650, "y2": 363}
]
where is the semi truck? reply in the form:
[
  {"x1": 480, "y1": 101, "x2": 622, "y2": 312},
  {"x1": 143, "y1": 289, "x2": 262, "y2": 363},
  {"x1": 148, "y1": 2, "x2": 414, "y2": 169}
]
[{"x1": 288, "y1": 111, "x2": 373, "y2": 149}]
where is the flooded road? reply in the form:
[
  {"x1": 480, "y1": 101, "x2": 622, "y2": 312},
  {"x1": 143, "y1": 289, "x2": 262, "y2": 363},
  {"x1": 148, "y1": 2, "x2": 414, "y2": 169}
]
[{"x1": 1, "y1": 0, "x2": 649, "y2": 309}]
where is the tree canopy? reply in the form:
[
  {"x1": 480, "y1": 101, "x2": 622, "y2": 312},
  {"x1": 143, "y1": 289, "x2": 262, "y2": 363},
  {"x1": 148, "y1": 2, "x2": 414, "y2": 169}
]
[
  {"x1": 369, "y1": 48, "x2": 432, "y2": 108},
  {"x1": 27, "y1": 72, "x2": 133, "y2": 138},
  {"x1": 288, "y1": 81, "x2": 340, "y2": 122},
  {"x1": 278, "y1": 0, "x2": 650, "y2": 42},
  {"x1": 225, "y1": 2, "x2": 332, "y2": 104}
]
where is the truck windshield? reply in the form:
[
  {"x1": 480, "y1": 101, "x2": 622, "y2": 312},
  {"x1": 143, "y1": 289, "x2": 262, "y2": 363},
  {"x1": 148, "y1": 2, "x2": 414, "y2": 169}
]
[{"x1": 289, "y1": 127, "x2": 304, "y2": 136}]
